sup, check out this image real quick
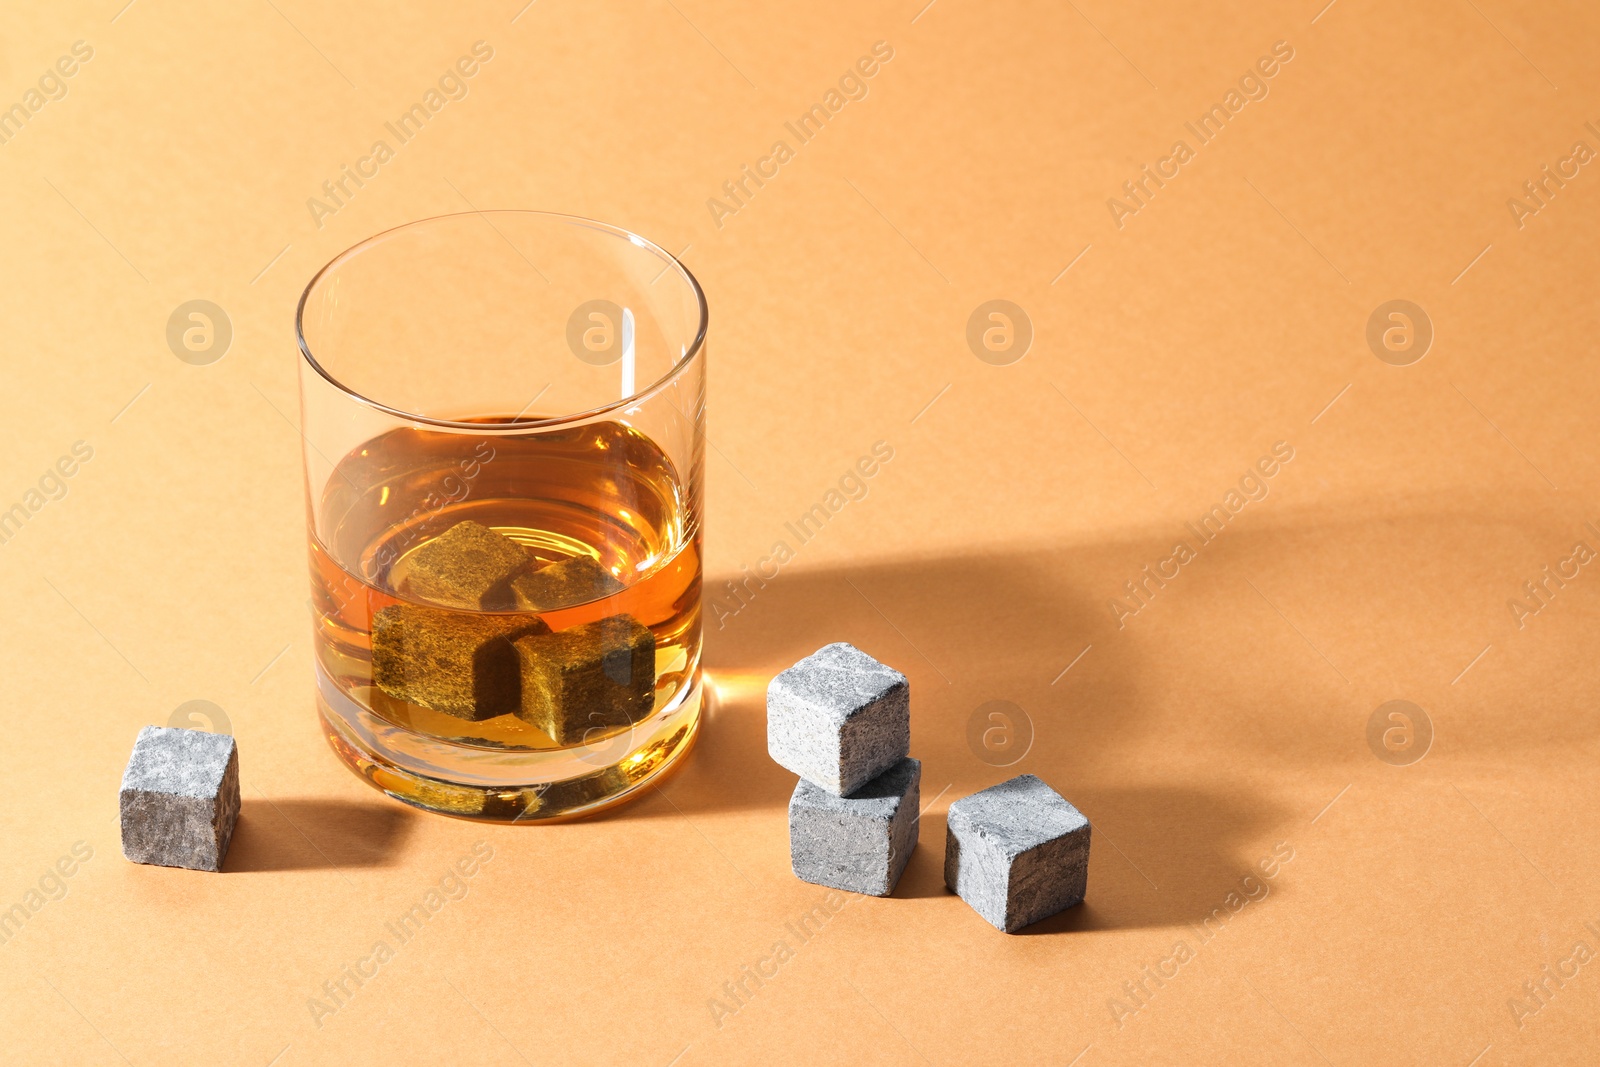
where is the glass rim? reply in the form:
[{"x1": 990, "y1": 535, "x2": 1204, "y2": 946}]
[{"x1": 294, "y1": 209, "x2": 708, "y2": 432}]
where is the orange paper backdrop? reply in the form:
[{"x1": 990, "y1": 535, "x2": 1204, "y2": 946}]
[{"x1": 0, "y1": 1, "x2": 1596, "y2": 1063}]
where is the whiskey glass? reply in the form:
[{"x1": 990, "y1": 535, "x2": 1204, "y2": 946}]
[{"x1": 297, "y1": 211, "x2": 706, "y2": 821}]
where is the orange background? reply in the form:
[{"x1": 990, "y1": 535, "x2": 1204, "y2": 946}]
[{"x1": 2, "y1": 1, "x2": 1598, "y2": 1063}]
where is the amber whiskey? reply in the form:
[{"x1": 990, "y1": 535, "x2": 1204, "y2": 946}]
[{"x1": 311, "y1": 419, "x2": 702, "y2": 820}]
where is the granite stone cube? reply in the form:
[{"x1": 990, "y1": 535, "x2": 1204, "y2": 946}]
[
  {"x1": 790, "y1": 757, "x2": 920, "y2": 896},
  {"x1": 767, "y1": 643, "x2": 909, "y2": 796},
  {"x1": 371, "y1": 604, "x2": 548, "y2": 720},
  {"x1": 511, "y1": 555, "x2": 626, "y2": 611},
  {"x1": 513, "y1": 614, "x2": 656, "y2": 743},
  {"x1": 944, "y1": 774, "x2": 1090, "y2": 933},
  {"x1": 120, "y1": 726, "x2": 241, "y2": 873},
  {"x1": 401, "y1": 520, "x2": 531, "y2": 609}
]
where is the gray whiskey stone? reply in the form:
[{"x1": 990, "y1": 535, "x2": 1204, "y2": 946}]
[
  {"x1": 944, "y1": 774, "x2": 1090, "y2": 933},
  {"x1": 789, "y1": 757, "x2": 920, "y2": 896},
  {"x1": 767, "y1": 642, "x2": 909, "y2": 796},
  {"x1": 120, "y1": 726, "x2": 241, "y2": 873}
]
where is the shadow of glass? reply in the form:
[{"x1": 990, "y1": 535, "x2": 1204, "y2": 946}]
[
  {"x1": 595, "y1": 494, "x2": 1593, "y2": 933},
  {"x1": 609, "y1": 548, "x2": 1136, "y2": 822}
]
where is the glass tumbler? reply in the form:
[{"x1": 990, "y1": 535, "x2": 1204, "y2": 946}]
[{"x1": 296, "y1": 211, "x2": 706, "y2": 821}]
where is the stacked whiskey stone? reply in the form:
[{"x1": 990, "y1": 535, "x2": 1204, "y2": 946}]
[
  {"x1": 768, "y1": 643, "x2": 1093, "y2": 931},
  {"x1": 768, "y1": 643, "x2": 919, "y2": 897}
]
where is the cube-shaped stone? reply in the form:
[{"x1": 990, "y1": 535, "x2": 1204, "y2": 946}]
[
  {"x1": 513, "y1": 614, "x2": 656, "y2": 744},
  {"x1": 944, "y1": 774, "x2": 1090, "y2": 933},
  {"x1": 767, "y1": 643, "x2": 909, "y2": 796},
  {"x1": 511, "y1": 555, "x2": 626, "y2": 611},
  {"x1": 371, "y1": 604, "x2": 548, "y2": 720},
  {"x1": 401, "y1": 520, "x2": 531, "y2": 609},
  {"x1": 790, "y1": 757, "x2": 920, "y2": 896},
  {"x1": 120, "y1": 726, "x2": 241, "y2": 873}
]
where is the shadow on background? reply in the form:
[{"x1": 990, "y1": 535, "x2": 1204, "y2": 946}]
[
  {"x1": 891, "y1": 784, "x2": 1289, "y2": 932},
  {"x1": 600, "y1": 543, "x2": 1336, "y2": 929},
  {"x1": 606, "y1": 548, "x2": 1131, "y2": 822},
  {"x1": 593, "y1": 493, "x2": 1592, "y2": 925},
  {"x1": 225, "y1": 797, "x2": 417, "y2": 872},
  {"x1": 1019, "y1": 784, "x2": 1292, "y2": 934}
]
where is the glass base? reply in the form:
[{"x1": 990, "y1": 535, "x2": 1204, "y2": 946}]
[{"x1": 317, "y1": 667, "x2": 702, "y2": 822}]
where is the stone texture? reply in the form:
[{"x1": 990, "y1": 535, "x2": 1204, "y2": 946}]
[
  {"x1": 767, "y1": 642, "x2": 909, "y2": 796},
  {"x1": 513, "y1": 614, "x2": 656, "y2": 744},
  {"x1": 120, "y1": 726, "x2": 241, "y2": 873},
  {"x1": 371, "y1": 604, "x2": 548, "y2": 719},
  {"x1": 790, "y1": 757, "x2": 920, "y2": 896},
  {"x1": 944, "y1": 774, "x2": 1090, "y2": 933},
  {"x1": 511, "y1": 555, "x2": 626, "y2": 611},
  {"x1": 401, "y1": 520, "x2": 531, "y2": 609}
]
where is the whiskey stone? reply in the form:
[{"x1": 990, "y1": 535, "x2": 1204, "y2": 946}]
[
  {"x1": 120, "y1": 726, "x2": 241, "y2": 873},
  {"x1": 511, "y1": 555, "x2": 625, "y2": 611},
  {"x1": 767, "y1": 643, "x2": 909, "y2": 796},
  {"x1": 513, "y1": 614, "x2": 655, "y2": 744},
  {"x1": 372, "y1": 604, "x2": 548, "y2": 720},
  {"x1": 944, "y1": 774, "x2": 1090, "y2": 933},
  {"x1": 790, "y1": 756, "x2": 920, "y2": 896},
  {"x1": 401, "y1": 520, "x2": 531, "y2": 609}
]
